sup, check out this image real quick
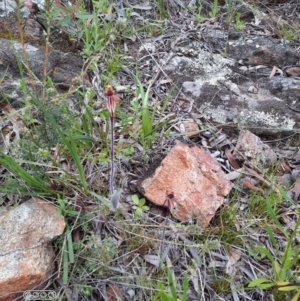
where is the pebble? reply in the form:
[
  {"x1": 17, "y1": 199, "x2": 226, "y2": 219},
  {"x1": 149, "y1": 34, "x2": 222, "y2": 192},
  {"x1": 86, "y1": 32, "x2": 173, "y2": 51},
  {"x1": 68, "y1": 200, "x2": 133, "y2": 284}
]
[{"x1": 248, "y1": 86, "x2": 258, "y2": 94}]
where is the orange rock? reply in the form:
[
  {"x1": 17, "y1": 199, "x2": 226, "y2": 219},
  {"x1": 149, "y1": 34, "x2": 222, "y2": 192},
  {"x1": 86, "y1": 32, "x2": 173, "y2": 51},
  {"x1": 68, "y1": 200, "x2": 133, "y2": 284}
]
[
  {"x1": 0, "y1": 198, "x2": 65, "y2": 301},
  {"x1": 139, "y1": 141, "x2": 232, "y2": 226}
]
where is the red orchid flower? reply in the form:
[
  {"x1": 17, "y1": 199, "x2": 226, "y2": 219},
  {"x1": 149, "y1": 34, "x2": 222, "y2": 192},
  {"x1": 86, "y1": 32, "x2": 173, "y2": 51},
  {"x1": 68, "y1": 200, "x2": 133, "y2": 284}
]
[{"x1": 105, "y1": 85, "x2": 116, "y2": 118}]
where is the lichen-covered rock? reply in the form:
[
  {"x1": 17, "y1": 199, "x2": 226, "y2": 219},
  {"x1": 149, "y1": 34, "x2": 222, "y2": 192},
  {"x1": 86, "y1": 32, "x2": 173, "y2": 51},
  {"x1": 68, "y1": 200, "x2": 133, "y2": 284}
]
[{"x1": 161, "y1": 34, "x2": 300, "y2": 136}]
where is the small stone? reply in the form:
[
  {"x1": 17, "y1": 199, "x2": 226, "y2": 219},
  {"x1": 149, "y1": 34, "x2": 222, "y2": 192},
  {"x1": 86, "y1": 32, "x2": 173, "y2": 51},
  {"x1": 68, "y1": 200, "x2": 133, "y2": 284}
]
[
  {"x1": 127, "y1": 289, "x2": 135, "y2": 298},
  {"x1": 220, "y1": 94, "x2": 231, "y2": 101},
  {"x1": 285, "y1": 67, "x2": 300, "y2": 77},
  {"x1": 139, "y1": 141, "x2": 232, "y2": 226},
  {"x1": 139, "y1": 43, "x2": 155, "y2": 53},
  {"x1": 181, "y1": 119, "x2": 199, "y2": 137},
  {"x1": 248, "y1": 86, "x2": 258, "y2": 94},
  {"x1": 233, "y1": 130, "x2": 277, "y2": 167},
  {"x1": 114, "y1": 85, "x2": 128, "y2": 92},
  {"x1": 182, "y1": 81, "x2": 202, "y2": 97},
  {"x1": 275, "y1": 174, "x2": 292, "y2": 187}
]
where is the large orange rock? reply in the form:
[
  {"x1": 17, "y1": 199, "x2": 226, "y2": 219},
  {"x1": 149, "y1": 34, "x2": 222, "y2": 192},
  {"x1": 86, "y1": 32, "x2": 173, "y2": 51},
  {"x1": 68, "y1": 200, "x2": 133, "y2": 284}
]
[{"x1": 139, "y1": 141, "x2": 232, "y2": 226}]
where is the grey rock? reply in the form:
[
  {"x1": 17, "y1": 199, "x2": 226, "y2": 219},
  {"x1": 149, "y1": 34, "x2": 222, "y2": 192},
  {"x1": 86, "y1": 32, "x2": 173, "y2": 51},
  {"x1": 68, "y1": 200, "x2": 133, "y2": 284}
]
[
  {"x1": 233, "y1": 130, "x2": 277, "y2": 168},
  {"x1": 0, "y1": 38, "x2": 82, "y2": 106},
  {"x1": 162, "y1": 32, "x2": 300, "y2": 136},
  {"x1": 228, "y1": 37, "x2": 300, "y2": 67},
  {"x1": 275, "y1": 174, "x2": 292, "y2": 187}
]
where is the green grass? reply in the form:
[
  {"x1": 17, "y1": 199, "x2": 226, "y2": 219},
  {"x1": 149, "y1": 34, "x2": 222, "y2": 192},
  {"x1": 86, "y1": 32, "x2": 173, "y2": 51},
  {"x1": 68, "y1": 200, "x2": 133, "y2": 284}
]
[{"x1": 248, "y1": 189, "x2": 300, "y2": 300}]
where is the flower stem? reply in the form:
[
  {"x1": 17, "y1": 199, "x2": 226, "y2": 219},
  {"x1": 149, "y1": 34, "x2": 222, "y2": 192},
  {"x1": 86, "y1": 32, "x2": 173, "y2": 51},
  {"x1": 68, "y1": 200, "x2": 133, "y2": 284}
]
[{"x1": 109, "y1": 115, "x2": 115, "y2": 199}]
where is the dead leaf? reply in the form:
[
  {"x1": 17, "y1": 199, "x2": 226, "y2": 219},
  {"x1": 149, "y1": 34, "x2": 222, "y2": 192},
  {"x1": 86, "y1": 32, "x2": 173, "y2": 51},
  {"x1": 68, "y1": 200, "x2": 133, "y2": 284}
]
[
  {"x1": 131, "y1": 4, "x2": 152, "y2": 10},
  {"x1": 245, "y1": 167, "x2": 280, "y2": 195},
  {"x1": 228, "y1": 249, "x2": 242, "y2": 265},
  {"x1": 72, "y1": 227, "x2": 81, "y2": 243},
  {"x1": 226, "y1": 248, "x2": 242, "y2": 274},
  {"x1": 242, "y1": 178, "x2": 265, "y2": 195},
  {"x1": 3, "y1": 104, "x2": 26, "y2": 129},
  {"x1": 268, "y1": 11, "x2": 288, "y2": 27},
  {"x1": 291, "y1": 169, "x2": 300, "y2": 182},
  {"x1": 254, "y1": 15, "x2": 261, "y2": 26},
  {"x1": 234, "y1": 222, "x2": 240, "y2": 231},
  {"x1": 276, "y1": 161, "x2": 291, "y2": 176},
  {"x1": 208, "y1": 260, "x2": 226, "y2": 268},
  {"x1": 158, "y1": 79, "x2": 173, "y2": 85},
  {"x1": 269, "y1": 66, "x2": 277, "y2": 78},
  {"x1": 53, "y1": 0, "x2": 75, "y2": 14},
  {"x1": 106, "y1": 284, "x2": 124, "y2": 301},
  {"x1": 114, "y1": 94, "x2": 122, "y2": 105},
  {"x1": 292, "y1": 181, "x2": 300, "y2": 201},
  {"x1": 190, "y1": 267, "x2": 200, "y2": 294},
  {"x1": 144, "y1": 254, "x2": 160, "y2": 267},
  {"x1": 225, "y1": 148, "x2": 240, "y2": 170},
  {"x1": 204, "y1": 20, "x2": 223, "y2": 29},
  {"x1": 226, "y1": 169, "x2": 243, "y2": 181},
  {"x1": 83, "y1": 205, "x2": 95, "y2": 211}
]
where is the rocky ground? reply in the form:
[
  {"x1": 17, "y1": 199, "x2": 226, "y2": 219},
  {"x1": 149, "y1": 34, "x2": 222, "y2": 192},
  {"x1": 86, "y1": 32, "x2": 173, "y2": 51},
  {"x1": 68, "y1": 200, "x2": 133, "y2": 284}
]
[{"x1": 0, "y1": 0, "x2": 300, "y2": 300}]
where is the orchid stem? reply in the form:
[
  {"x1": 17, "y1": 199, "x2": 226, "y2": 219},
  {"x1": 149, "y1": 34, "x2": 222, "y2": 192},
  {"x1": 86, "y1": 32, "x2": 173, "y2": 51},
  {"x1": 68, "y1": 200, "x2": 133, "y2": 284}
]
[
  {"x1": 109, "y1": 115, "x2": 115, "y2": 197},
  {"x1": 158, "y1": 210, "x2": 170, "y2": 271}
]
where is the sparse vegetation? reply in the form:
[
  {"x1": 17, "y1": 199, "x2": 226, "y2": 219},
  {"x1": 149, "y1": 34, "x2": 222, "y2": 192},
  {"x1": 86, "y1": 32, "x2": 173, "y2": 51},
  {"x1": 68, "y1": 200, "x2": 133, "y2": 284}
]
[
  {"x1": 235, "y1": 12, "x2": 245, "y2": 31},
  {"x1": 131, "y1": 194, "x2": 150, "y2": 219},
  {"x1": 209, "y1": 0, "x2": 220, "y2": 18},
  {"x1": 1, "y1": 0, "x2": 300, "y2": 300}
]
